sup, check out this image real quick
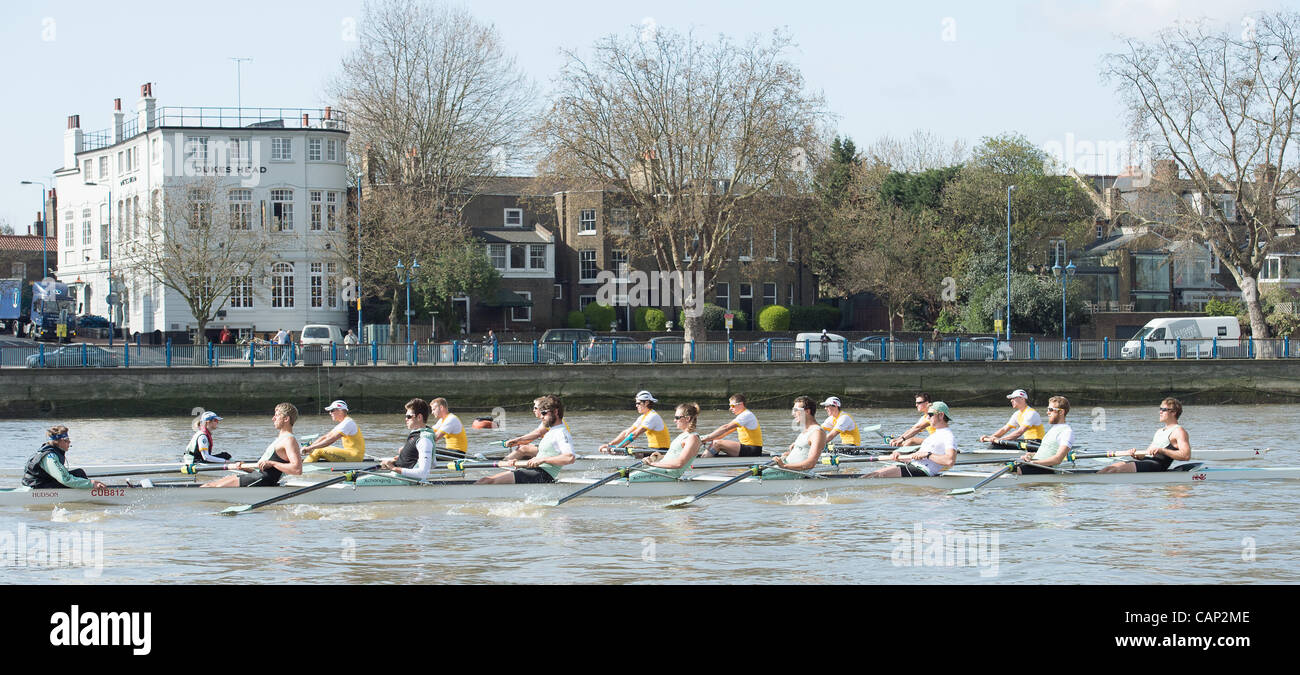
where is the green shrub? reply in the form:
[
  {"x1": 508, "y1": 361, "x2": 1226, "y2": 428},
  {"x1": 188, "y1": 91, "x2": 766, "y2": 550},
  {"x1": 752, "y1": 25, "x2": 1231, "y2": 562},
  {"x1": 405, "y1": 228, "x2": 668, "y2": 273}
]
[
  {"x1": 566, "y1": 310, "x2": 586, "y2": 329},
  {"x1": 758, "y1": 305, "x2": 791, "y2": 331},
  {"x1": 633, "y1": 307, "x2": 650, "y2": 331},
  {"x1": 644, "y1": 308, "x2": 667, "y2": 331},
  {"x1": 788, "y1": 304, "x2": 840, "y2": 330},
  {"x1": 583, "y1": 302, "x2": 616, "y2": 330}
]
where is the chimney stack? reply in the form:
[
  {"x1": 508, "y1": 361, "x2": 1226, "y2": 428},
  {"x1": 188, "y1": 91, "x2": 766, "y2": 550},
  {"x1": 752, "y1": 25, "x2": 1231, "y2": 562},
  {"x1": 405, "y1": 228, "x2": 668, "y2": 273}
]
[
  {"x1": 324, "y1": 106, "x2": 332, "y2": 120},
  {"x1": 1254, "y1": 164, "x2": 1278, "y2": 184},
  {"x1": 64, "y1": 115, "x2": 84, "y2": 169},
  {"x1": 1153, "y1": 160, "x2": 1178, "y2": 182},
  {"x1": 138, "y1": 82, "x2": 157, "y2": 131},
  {"x1": 112, "y1": 97, "x2": 125, "y2": 144},
  {"x1": 302, "y1": 113, "x2": 310, "y2": 127}
]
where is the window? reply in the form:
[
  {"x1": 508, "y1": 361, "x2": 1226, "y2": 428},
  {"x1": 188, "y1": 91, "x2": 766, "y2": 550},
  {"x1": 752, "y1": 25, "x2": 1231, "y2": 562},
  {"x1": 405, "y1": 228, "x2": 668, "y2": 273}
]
[
  {"x1": 739, "y1": 283, "x2": 753, "y2": 319},
  {"x1": 763, "y1": 282, "x2": 777, "y2": 307},
  {"x1": 1135, "y1": 255, "x2": 1171, "y2": 292},
  {"x1": 529, "y1": 244, "x2": 546, "y2": 270},
  {"x1": 488, "y1": 244, "x2": 506, "y2": 270},
  {"x1": 610, "y1": 208, "x2": 630, "y2": 234},
  {"x1": 271, "y1": 262, "x2": 294, "y2": 308},
  {"x1": 125, "y1": 146, "x2": 134, "y2": 172},
  {"x1": 271, "y1": 189, "x2": 294, "y2": 231},
  {"x1": 1263, "y1": 257, "x2": 1281, "y2": 280},
  {"x1": 271, "y1": 137, "x2": 292, "y2": 160},
  {"x1": 64, "y1": 211, "x2": 74, "y2": 247},
  {"x1": 1097, "y1": 224, "x2": 1105, "y2": 240},
  {"x1": 184, "y1": 136, "x2": 209, "y2": 166},
  {"x1": 579, "y1": 209, "x2": 596, "y2": 234},
  {"x1": 151, "y1": 138, "x2": 159, "y2": 164},
  {"x1": 789, "y1": 283, "x2": 795, "y2": 306},
  {"x1": 229, "y1": 138, "x2": 250, "y2": 167},
  {"x1": 229, "y1": 189, "x2": 252, "y2": 230},
  {"x1": 189, "y1": 189, "x2": 211, "y2": 228},
  {"x1": 769, "y1": 226, "x2": 778, "y2": 260},
  {"x1": 1216, "y1": 195, "x2": 1236, "y2": 221},
  {"x1": 512, "y1": 291, "x2": 532, "y2": 322},
  {"x1": 82, "y1": 210, "x2": 92, "y2": 246},
  {"x1": 117, "y1": 151, "x2": 124, "y2": 173},
  {"x1": 310, "y1": 191, "x2": 323, "y2": 230},
  {"x1": 83, "y1": 159, "x2": 93, "y2": 180},
  {"x1": 579, "y1": 249, "x2": 597, "y2": 281},
  {"x1": 509, "y1": 244, "x2": 526, "y2": 269},
  {"x1": 308, "y1": 138, "x2": 322, "y2": 161},
  {"x1": 1047, "y1": 239, "x2": 1066, "y2": 267},
  {"x1": 553, "y1": 283, "x2": 563, "y2": 300},
  {"x1": 740, "y1": 227, "x2": 754, "y2": 261},
  {"x1": 504, "y1": 208, "x2": 523, "y2": 227},
  {"x1": 579, "y1": 295, "x2": 596, "y2": 310},
  {"x1": 132, "y1": 196, "x2": 140, "y2": 238},
  {"x1": 715, "y1": 282, "x2": 730, "y2": 310},
  {"x1": 98, "y1": 156, "x2": 108, "y2": 178},
  {"x1": 326, "y1": 139, "x2": 338, "y2": 162},
  {"x1": 326, "y1": 192, "x2": 338, "y2": 231},
  {"x1": 100, "y1": 221, "x2": 109, "y2": 260},
  {"x1": 229, "y1": 276, "x2": 253, "y2": 308},
  {"x1": 326, "y1": 263, "x2": 338, "y2": 309},
  {"x1": 310, "y1": 262, "x2": 324, "y2": 308}
]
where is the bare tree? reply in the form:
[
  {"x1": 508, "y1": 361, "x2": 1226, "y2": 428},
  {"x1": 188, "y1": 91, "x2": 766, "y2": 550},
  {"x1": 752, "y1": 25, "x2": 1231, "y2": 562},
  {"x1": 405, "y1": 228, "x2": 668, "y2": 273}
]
[
  {"x1": 1103, "y1": 12, "x2": 1300, "y2": 346},
  {"x1": 121, "y1": 178, "x2": 274, "y2": 351},
  {"x1": 538, "y1": 27, "x2": 829, "y2": 343},
  {"x1": 863, "y1": 130, "x2": 968, "y2": 173}
]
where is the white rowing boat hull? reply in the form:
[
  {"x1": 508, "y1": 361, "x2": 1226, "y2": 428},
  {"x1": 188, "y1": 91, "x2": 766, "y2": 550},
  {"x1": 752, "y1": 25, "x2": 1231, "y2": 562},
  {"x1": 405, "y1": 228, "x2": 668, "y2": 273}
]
[{"x1": 4, "y1": 467, "x2": 1299, "y2": 507}]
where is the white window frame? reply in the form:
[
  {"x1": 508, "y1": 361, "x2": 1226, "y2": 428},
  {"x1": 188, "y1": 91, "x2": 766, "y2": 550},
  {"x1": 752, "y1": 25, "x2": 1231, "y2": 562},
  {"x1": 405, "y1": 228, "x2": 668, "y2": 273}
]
[
  {"x1": 578, "y1": 209, "x2": 596, "y2": 234},
  {"x1": 504, "y1": 208, "x2": 523, "y2": 227},
  {"x1": 326, "y1": 263, "x2": 338, "y2": 309},
  {"x1": 64, "y1": 211, "x2": 74, "y2": 247},
  {"x1": 271, "y1": 137, "x2": 292, "y2": 161},
  {"x1": 715, "y1": 282, "x2": 730, "y2": 310},
  {"x1": 579, "y1": 295, "x2": 596, "y2": 310},
  {"x1": 611, "y1": 250, "x2": 629, "y2": 281},
  {"x1": 230, "y1": 275, "x2": 253, "y2": 308},
  {"x1": 610, "y1": 208, "x2": 630, "y2": 234},
  {"x1": 763, "y1": 282, "x2": 777, "y2": 307},
  {"x1": 529, "y1": 244, "x2": 546, "y2": 270},
  {"x1": 83, "y1": 159, "x2": 93, "y2": 180},
  {"x1": 1216, "y1": 194, "x2": 1236, "y2": 221},
  {"x1": 310, "y1": 191, "x2": 323, "y2": 231},
  {"x1": 326, "y1": 139, "x2": 338, "y2": 162},
  {"x1": 512, "y1": 291, "x2": 532, "y2": 322},
  {"x1": 229, "y1": 189, "x2": 252, "y2": 230},
  {"x1": 310, "y1": 262, "x2": 324, "y2": 308},
  {"x1": 768, "y1": 226, "x2": 778, "y2": 261},
  {"x1": 271, "y1": 189, "x2": 294, "y2": 231},
  {"x1": 184, "y1": 136, "x2": 209, "y2": 166},
  {"x1": 307, "y1": 137, "x2": 322, "y2": 162},
  {"x1": 488, "y1": 243, "x2": 506, "y2": 270},
  {"x1": 579, "y1": 249, "x2": 598, "y2": 282},
  {"x1": 271, "y1": 262, "x2": 295, "y2": 308},
  {"x1": 553, "y1": 283, "x2": 563, "y2": 300},
  {"x1": 98, "y1": 156, "x2": 108, "y2": 178},
  {"x1": 326, "y1": 192, "x2": 338, "y2": 231}
]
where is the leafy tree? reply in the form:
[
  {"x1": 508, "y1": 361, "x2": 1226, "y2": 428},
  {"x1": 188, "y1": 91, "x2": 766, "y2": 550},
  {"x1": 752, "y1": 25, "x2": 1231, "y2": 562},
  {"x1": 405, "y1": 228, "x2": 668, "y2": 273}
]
[
  {"x1": 566, "y1": 310, "x2": 585, "y2": 329},
  {"x1": 965, "y1": 273, "x2": 1087, "y2": 336},
  {"x1": 758, "y1": 305, "x2": 791, "y2": 331},
  {"x1": 583, "y1": 302, "x2": 615, "y2": 331}
]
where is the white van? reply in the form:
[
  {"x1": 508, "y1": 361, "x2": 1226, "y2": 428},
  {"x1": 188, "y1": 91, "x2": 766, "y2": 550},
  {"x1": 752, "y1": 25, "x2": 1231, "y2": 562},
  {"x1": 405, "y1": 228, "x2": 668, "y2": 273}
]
[
  {"x1": 794, "y1": 332, "x2": 874, "y2": 362},
  {"x1": 1120, "y1": 317, "x2": 1240, "y2": 359},
  {"x1": 300, "y1": 324, "x2": 344, "y2": 346}
]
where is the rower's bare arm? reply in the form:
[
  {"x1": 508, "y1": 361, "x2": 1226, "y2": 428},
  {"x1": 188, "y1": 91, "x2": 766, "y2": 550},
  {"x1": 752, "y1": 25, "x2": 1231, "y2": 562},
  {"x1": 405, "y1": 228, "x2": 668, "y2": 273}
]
[
  {"x1": 507, "y1": 424, "x2": 548, "y2": 446},
  {"x1": 1003, "y1": 426, "x2": 1027, "y2": 441},
  {"x1": 1042, "y1": 445, "x2": 1070, "y2": 467},
  {"x1": 703, "y1": 421, "x2": 739, "y2": 442},
  {"x1": 824, "y1": 428, "x2": 841, "y2": 444},
  {"x1": 305, "y1": 430, "x2": 341, "y2": 451},
  {"x1": 282, "y1": 437, "x2": 303, "y2": 475},
  {"x1": 931, "y1": 447, "x2": 957, "y2": 467}
]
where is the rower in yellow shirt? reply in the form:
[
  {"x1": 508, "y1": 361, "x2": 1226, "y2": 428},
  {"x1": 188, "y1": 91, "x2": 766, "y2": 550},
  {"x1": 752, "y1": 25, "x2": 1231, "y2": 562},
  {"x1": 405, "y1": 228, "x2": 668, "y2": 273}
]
[
  {"x1": 818, "y1": 396, "x2": 861, "y2": 446},
  {"x1": 301, "y1": 400, "x2": 366, "y2": 462},
  {"x1": 599, "y1": 390, "x2": 671, "y2": 454},
  {"x1": 430, "y1": 397, "x2": 469, "y2": 458},
  {"x1": 979, "y1": 389, "x2": 1045, "y2": 444}
]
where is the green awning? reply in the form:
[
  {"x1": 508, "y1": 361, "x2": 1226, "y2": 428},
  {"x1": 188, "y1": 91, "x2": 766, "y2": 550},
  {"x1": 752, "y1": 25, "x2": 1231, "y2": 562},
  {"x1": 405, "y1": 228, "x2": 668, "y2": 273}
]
[{"x1": 479, "y1": 288, "x2": 533, "y2": 308}]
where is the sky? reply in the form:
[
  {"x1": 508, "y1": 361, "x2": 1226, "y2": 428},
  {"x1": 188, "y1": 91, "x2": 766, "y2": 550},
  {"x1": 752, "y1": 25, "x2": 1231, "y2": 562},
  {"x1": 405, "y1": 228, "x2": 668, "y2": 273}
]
[{"x1": 0, "y1": 0, "x2": 1289, "y2": 234}]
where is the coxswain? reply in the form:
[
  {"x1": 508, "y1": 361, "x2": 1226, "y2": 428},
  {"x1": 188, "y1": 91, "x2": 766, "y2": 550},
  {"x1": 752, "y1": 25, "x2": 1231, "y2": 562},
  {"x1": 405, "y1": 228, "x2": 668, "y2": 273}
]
[
  {"x1": 22, "y1": 426, "x2": 106, "y2": 490},
  {"x1": 889, "y1": 392, "x2": 934, "y2": 447},
  {"x1": 979, "y1": 389, "x2": 1044, "y2": 444},
  {"x1": 863, "y1": 402, "x2": 957, "y2": 478},
  {"x1": 301, "y1": 400, "x2": 366, "y2": 462},
  {"x1": 630, "y1": 403, "x2": 703, "y2": 482},
  {"x1": 356, "y1": 399, "x2": 436, "y2": 485},
  {"x1": 477, "y1": 395, "x2": 574, "y2": 484},
  {"x1": 430, "y1": 397, "x2": 469, "y2": 458},
  {"x1": 763, "y1": 396, "x2": 827, "y2": 479},
  {"x1": 183, "y1": 411, "x2": 232, "y2": 464},
  {"x1": 201, "y1": 403, "x2": 303, "y2": 487},
  {"x1": 1016, "y1": 396, "x2": 1074, "y2": 474},
  {"x1": 600, "y1": 390, "x2": 671, "y2": 454},
  {"x1": 699, "y1": 394, "x2": 764, "y2": 457},
  {"x1": 1099, "y1": 398, "x2": 1191, "y2": 473},
  {"x1": 818, "y1": 396, "x2": 861, "y2": 446}
]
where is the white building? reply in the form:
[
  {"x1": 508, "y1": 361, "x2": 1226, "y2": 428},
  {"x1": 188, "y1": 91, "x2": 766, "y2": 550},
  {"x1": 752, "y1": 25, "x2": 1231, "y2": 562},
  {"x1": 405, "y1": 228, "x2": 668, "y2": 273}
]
[{"x1": 52, "y1": 83, "x2": 351, "y2": 342}]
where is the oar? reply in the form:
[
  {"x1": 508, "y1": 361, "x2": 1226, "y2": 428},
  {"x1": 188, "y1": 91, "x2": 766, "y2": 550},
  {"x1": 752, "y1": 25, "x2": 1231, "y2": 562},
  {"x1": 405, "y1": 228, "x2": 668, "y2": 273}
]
[
  {"x1": 987, "y1": 438, "x2": 1041, "y2": 451},
  {"x1": 543, "y1": 460, "x2": 646, "y2": 507},
  {"x1": 664, "y1": 459, "x2": 779, "y2": 509},
  {"x1": 220, "y1": 464, "x2": 381, "y2": 515},
  {"x1": 948, "y1": 451, "x2": 1118, "y2": 495},
  {"x1": 86, "y1": 464, "x2": 243, "y2": 478}
]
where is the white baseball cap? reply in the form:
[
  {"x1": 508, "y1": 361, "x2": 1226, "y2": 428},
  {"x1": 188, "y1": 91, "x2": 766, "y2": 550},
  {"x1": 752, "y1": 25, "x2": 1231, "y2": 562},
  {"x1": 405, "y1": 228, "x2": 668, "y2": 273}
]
[
  {"x1": 1006, "y1": 389, "x2": 1028, "y2": 400},
  {"x1": 325, "y1": 400, "x2": 349, "y2": 412},
  {"x1": 820, "y1": 396, "x2": 842, "y2": 408},
  {"x1": 199, "y1": 411, "x2": 223, "y2": 422},
  {"x1": 635, "y1": 390, "x2": 658, "y2": 403}
]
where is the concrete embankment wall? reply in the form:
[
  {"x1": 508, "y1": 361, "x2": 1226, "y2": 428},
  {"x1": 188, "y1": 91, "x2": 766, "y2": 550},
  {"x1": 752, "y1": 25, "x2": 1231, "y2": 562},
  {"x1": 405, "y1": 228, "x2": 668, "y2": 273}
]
[{"x1": 1, "y1": 360, "x2": 1298, "y2": 418}]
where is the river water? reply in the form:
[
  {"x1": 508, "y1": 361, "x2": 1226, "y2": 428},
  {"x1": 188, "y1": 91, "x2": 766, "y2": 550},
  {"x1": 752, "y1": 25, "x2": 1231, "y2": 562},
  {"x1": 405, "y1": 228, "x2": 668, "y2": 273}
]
[{"x1": 0, "y1": 402, "x2": 1295, "y2": 584}]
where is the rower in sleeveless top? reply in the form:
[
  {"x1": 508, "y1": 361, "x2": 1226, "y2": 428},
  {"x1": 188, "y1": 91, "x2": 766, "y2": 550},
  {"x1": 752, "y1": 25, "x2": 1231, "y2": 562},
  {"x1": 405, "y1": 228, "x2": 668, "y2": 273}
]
[
  {"x1": 184, "y1": 411, "x2": 232, "y2": 464},
  {"x1": 863, "y1": 402, "x2": 957, "y2": 478},
  {"x1": 22, "y1": 426, "x2": 106, "y2": 490},
  {"x1": 355, "y1": 398, "x2": 435, "y2": 486},
  {"x1": 890, "y1": 393, "x2": 935, "y2": 447},
  {"x1": 1017, "y1": 396, "x2": 1074, "y2": 474},
  {"x1": 979, "y1": 389, "x2": 1045, "y2": 444},
  {"x1": 201, "y1": 403, "x2": 303, "y2": 488},
  {"x1": 1099, "y1": 398, "x2": 1190, "y2": 473},
  {"x1": 630, "y1": 402, "x2": 703, "y2": 481},
  {"x1": 600, "y1": 390, "x2": 671, "y2": 454},
  {"x1": 477, "y1": 395, "x2": 575, "y2": 484},
  {"x1": 763, "y1": 396, "x2": 827, "y2": 479}
]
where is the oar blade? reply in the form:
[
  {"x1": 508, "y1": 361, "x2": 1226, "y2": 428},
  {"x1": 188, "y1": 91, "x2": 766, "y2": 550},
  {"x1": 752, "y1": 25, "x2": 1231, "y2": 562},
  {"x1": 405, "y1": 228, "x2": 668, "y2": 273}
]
[
  {"x1": 664, "y1": 496, "x2": 696, "y2": 509},
  {"x1": 947, "y1": 487, "x2": 975, "y2": 496},
  {"x1": 220, "y1": 504, "x2": 253, "y2": 515}
]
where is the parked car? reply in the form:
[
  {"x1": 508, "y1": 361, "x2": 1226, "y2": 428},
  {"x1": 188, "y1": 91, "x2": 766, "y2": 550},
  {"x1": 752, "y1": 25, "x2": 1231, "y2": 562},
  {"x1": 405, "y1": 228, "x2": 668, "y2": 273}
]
[
  {"x1": 538, "y1": 328, "x2": 595, "y2": 364},
  {"x1": 735, "y1": 337, "x2": 797, "y2": 362},
  {"x1": 852, "y1": 337, "x2": 885, "y2": 362},
  {"x1": 584, "y1": 335, "x2": 645, "y2": 363},
  {"x1": 26, "y1": 344, "x2": 120, "y2": 368},
  {"x1": 647, "y1": 336, "x2": 686, "y2": 362},
  {"x1": 300, "y1": 324, "x2": 344, "y2": 346},
  {"x1": 794, "y1": 332, "x2": 875, "y2": 362},
  {"x1": 968, "y1": 336, "x2": 1014, "y2": 360},
  {"x1": 932, "y1": 338, "x2": 994, "y2": 362}
]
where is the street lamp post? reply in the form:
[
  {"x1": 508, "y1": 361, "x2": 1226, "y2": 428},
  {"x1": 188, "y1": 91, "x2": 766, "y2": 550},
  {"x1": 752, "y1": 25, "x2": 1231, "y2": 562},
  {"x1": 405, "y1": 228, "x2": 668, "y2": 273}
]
[
  {"x1": 19, "y1": 180, "x2": 49, "y2": 279},
  {"x1": 396, "y1": 258, "x2": 419, "y2": 344},
  {"x1": 1005, "y1": 184, "x2": 1016, "y2": 340},
  {"x1": 84, "y1": 182, "x2": 114, "y2": 345},
  {"x1": 1052, "y1": 260, "x2": 1076, "y2": 339}
]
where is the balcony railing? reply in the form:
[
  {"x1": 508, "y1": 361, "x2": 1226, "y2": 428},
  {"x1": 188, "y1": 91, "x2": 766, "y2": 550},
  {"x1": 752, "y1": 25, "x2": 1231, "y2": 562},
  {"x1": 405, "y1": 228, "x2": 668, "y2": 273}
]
[{"x1": 80, "y1": 107, "x2": 348, "y2": 152}]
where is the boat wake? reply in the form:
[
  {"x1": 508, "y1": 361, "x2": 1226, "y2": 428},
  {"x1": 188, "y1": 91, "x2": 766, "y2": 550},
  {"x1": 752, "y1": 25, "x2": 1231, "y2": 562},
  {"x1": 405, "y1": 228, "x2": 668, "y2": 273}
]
[
  {"x1": 284, "y1": 504, "x2": 383, "y2": 521},
  {"x1": 446, "y1": 502, "x2": 546, "y2": 518}
]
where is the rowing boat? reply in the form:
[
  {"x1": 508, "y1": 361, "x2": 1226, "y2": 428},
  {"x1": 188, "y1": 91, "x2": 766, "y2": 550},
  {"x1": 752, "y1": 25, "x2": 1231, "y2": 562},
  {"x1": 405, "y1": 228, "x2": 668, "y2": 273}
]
[{"x1": 4, "y1": 466, "x2": 1298, "y2": 507}]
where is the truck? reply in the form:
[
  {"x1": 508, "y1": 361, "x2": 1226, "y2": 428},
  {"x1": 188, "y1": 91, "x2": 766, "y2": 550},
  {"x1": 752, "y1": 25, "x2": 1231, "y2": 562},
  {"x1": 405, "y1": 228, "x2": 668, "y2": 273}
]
[
  {"x1": 0, "y1": 278, "x2": 20, "y2": 334},
  {"x1": 29, "y1": 279, "x2": 77, "y2": 342},
  {"x1": 1120, "y1": 316, "x2": 1240, "y2": 359}
]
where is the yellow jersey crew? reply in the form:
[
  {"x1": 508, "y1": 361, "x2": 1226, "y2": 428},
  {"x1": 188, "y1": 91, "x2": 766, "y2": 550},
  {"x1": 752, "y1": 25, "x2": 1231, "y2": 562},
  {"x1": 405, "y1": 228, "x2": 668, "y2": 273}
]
[
  {"x1": 979, "y1": 389, "x2": 1044, "y2": 444},
  {"x1": 600, "y1": 390, "x2": 671, "y2": 454},
  {"x1": 818, "y1": 397, "x2": 861, "y2": 446},
  {"x1": 430, "y1": 398, "x2": 468, "y2": 457},
  {"x1": 700, "y1": 394, "x2": 764, "y2": 457},
  {"x1": 301, "y1": 400, "x2": 366, "y2": 462}
]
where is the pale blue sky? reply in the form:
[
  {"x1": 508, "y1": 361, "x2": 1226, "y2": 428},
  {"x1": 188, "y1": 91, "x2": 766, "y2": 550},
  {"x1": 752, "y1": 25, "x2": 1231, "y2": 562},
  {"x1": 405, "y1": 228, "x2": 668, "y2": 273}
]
[{"x1": 0, "y1": 0, "x2": 1286, "y2": 233}]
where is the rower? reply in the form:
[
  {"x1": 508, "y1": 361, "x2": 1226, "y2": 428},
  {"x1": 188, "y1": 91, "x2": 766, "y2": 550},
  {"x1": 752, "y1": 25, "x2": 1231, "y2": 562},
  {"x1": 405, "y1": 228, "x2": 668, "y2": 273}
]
[
  {"x1": 764, "y1": 397, "x2": 827, "y2": 479},
  {"x1": 1017, "y1": 396, "x2": 1074, "y2": 474},
  {"x1": 201, "y1": 403, "x2": 303, "y2": 487},
  {"x1": 979, "y1": 389, "x2": 1044, "y2": 445},
  {"x1": 700, "y1": 394, "x2": 764, "y2": 457},
  {"x1": 863, "y1": 402, "x2": 957, "y2": 478},
  {"x1": 599, "y1": 390, "x2": 670, "y2": 454},
  {"x1": 1099, "y1": 398, "x2": 1191, "y2": 474},
  {"x1": 477, "y1": 395, "x2": 574, "y2": 484},
  {"x1": 22, "y1": 426, "x2": 107, "y2": 490},
  {"x1": 631, "y1": 403, "x2": 703, "y2": 481},
  {"x1": 301, "y1": 400, "x2": 366, "y2": 463},
  {"x1": 504, "y1": 396, "x2": 571, "y2": 455},
  {"x1": 889, "y1": 392, "x2": 934, "y2": 447},
  {"x1": 183, "y1": 411, "x2": 232, "y2": 464},
  {"x1": 429, "y1": 397, "x2": 468, "y2": 458},
  {"x1": 358, "y1": 399, "x2": 435, "y2": 485},
  {"x1": 818, "y1": 396, "x2": 861, "y2": 446}
]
